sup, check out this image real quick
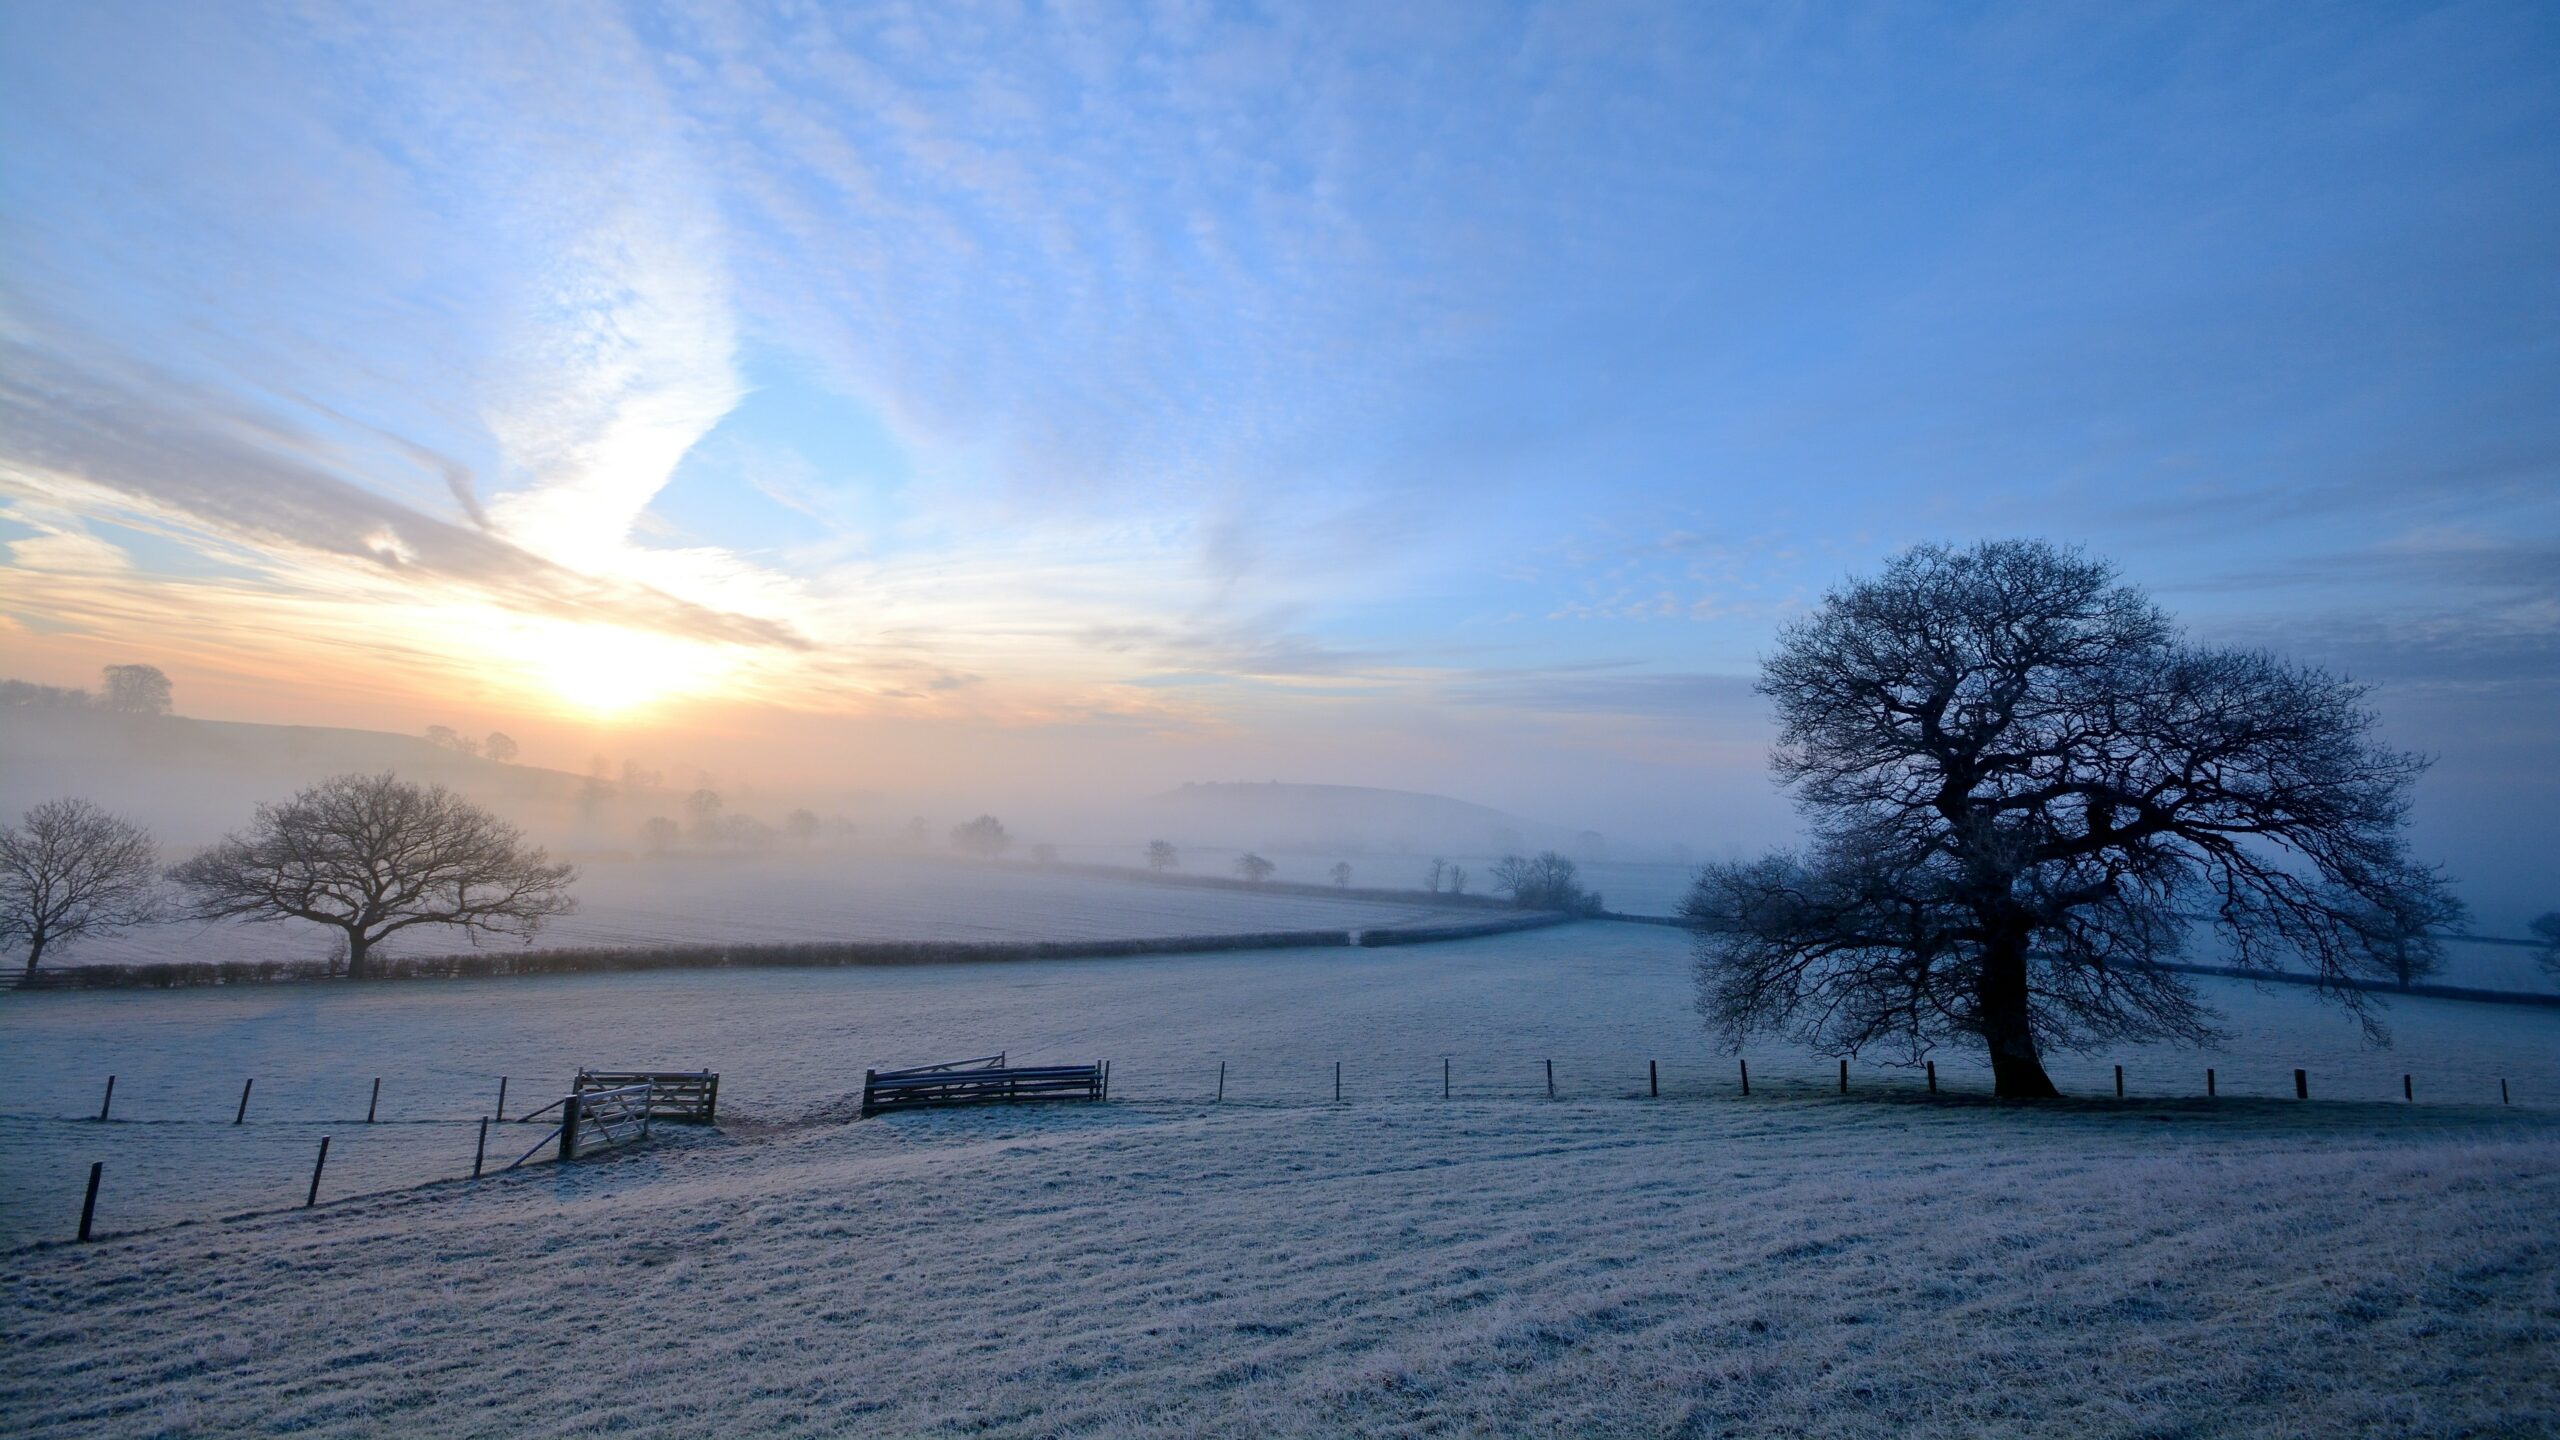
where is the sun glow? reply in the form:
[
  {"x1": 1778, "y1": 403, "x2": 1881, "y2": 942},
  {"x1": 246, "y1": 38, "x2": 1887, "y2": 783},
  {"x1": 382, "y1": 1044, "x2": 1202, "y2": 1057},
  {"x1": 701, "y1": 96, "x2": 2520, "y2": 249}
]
[{"x1": 485, "y1": 618, "x2": 740, "y2": 718}]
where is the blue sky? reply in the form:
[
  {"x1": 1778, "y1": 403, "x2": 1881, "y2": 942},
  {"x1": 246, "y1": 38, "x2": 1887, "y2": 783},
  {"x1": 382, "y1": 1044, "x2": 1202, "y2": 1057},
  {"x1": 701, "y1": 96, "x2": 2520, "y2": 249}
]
[{"x1": 1, "y1": 2, "x2": 2554, "y2": 918}]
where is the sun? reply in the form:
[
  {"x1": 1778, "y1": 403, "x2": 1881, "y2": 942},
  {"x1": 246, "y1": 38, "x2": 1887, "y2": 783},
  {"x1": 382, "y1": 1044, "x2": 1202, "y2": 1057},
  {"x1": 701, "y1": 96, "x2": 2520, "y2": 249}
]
[{"x1": 485, "y1": 618, "x2": 738, "y2": 718}]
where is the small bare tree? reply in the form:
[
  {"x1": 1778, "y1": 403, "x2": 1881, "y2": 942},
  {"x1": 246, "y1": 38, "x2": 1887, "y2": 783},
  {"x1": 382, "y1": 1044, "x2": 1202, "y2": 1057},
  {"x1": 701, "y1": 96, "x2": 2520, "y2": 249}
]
[
  {"x1": 640, "y1": 816, "x2": 679, "y2": 853},
  {"x1": 1424, "y1": 857, "x2": 1447, "y2": 893},
  {"x1": 1447, "y1": 864, "x2": 1468, "y2": 895},
  {"x1": 1330, "y1": 861, "x2": 1353, "y2": 887},
  {"x1": 0, "y1": 799, "x2": 161, "y2": 977},
  {"x1": 950, "y1": 815, "x2": 1012, "y2": 857},
  {"x1": 1146, "y1": 839, "x2": 1179, "y2": 872},
  {"x1": 784, "y1": 808, "x2": 821, "y2": 845},
  {"x1": 1489, "y1": 852, "x2": 1600, "y2": 913},
  {"x1": 1687, "y1": 541, "x2": 2462, "y2": 1097},
  {"x1": 1235, "y1": 852, "x2": 1276, "y2": 884},
  {"x1": 101, "y1": 664, "x2": 172, "y2": 715},
  {"x1": 168, "y1": 773, "x2": 576, "y2": 978}
]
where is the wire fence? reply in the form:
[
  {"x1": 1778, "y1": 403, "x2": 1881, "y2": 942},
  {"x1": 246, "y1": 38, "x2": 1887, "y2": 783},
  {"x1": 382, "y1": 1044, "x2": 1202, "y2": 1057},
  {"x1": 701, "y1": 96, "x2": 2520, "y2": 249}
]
[{"x1": 5, "y1": 1047, "x2": 2544, "y2": 1249}]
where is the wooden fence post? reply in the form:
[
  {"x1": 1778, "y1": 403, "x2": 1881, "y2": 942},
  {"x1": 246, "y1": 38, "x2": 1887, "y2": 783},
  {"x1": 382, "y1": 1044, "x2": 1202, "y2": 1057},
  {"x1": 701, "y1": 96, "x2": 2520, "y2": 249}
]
[
  {"x1": 495, "y1": 1076, "x2": 508, "y2": 1122},
  {"x1": 1838, "y1": 1059, "x2": 1848, "y2": 1094},
  {"x1": 2206, "y1": 1067, "x2": 2216, "y2": 1098},
  {"x1": 2294, "y1": 1068, "x2": 2308, "y2": 1100},
  {"x1": 2114, "y1": 1065, "x2": 2124, "y2": 1099},
  {"x1": 558, "y1": 1095, "x2": 583, "y2": 1162},
  {"x1": 306, "y1": 1137, "x2": 330, "y2": 1208},
  {"x1": 1650, "y1": 1060, "x2": 1659, "y2": 1098},
  {"x1": 1739, "y1": 1058, "x2": 1750, "y2": 1096},
  {"x1": 1926, "y1": 1061, "x2": 1936, "y2": 1094},
  {"x1": 1217, "y1": 1061, "x2": 1226, "y2": 1103},
  {"x1": 1334, "y1": 1061, "x2": 1342, "y2": 1103},
  {"x1": 234, "y1": 1078, "x2": 253, "y2": 1125},
  {"x1": 1443, "y1": 1057, "x2": 1450, "y2": 1100},
  {"x1": 1545, "y1": 1058, "x2": 1555, "y2": 1099},
  {"x1": 98, "y1": 1075, "x2": 114, "y2": 1122},
  {"x1": 2502, "y1": 1078, "x2": 2510, "y2": 1105},
  {"x1": 2403, "y1": 1074, "x2": 2412, "y2": 1102},
  {"x1": 473, "y1": 1117, "x2": 489, "y2": 1178},
  {"x1": 77, "y1": 1161, "x2": 102, "y2": 1242},
  {"x1": 367, "y1": 1078, "x2": 381, "y2": 1124}
]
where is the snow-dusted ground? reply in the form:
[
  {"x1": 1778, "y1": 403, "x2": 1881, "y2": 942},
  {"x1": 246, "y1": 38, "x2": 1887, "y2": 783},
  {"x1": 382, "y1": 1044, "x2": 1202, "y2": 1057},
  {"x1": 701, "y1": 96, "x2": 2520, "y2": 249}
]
[
  {"x1": 4, "y1": 1094, "x2": 2553, "y2": 1438},
  {"x1": 42, "y1": 853, "x2": 1494, "y2": 968},
  {"x1": 4, "y1": 923, "x2": 2555, "y2": 1249}
]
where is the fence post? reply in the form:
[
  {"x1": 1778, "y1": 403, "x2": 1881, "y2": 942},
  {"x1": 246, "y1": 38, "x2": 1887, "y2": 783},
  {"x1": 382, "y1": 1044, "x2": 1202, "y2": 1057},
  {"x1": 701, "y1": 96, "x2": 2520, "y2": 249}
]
[
  {"x1": 1103, "y1": 1060, "x2": 1111, "y2": 1100},
  {"x1": 235, "y1": 1078, "x2": 253, "y2": 1125},
  {"x1": 1334, "y1": 1061, "x2": 1341, "y2": 1104},
  {"x1": 367, "y1": 1078, "x2": 381, "y2": 1124},
  {"x1": 1926, "y1": 1061, "x2": 1936, "y2": 1094},
  {"x1": 2294, "y1": 1068, "x2": 2308, "y2": 1100},
  {"x1": 495, "y1": 1076, "x2": 508, "y2": 1122},
  {"x1": 98, "y1": 1075, "x2": 114, "y2": 1122},
  {"x1": 1838, "y1": 1059, "x2": 1848, "y2": 1095},
  {"x1": 473, "y1": 1117, "x2": 489, "y2": 1178},
  {"x1": 2206, "y1": 1067, "x2": 2216, "y2": 1098},
  {"x1": 1217, "y1": 1061, "x2": 1226, "y2": 1103},
  {"x1": 2403, "y1": 1074, "x2": 2412, "y2": 1102},
  {"x1": 77, "y1": 1161, "x2": 102, "y2": 1242},
  {"x1": 1739, "y1": 1058, "x2": 1750, "y2": 1096},
  {"x1": 1443, "y1": 1057, "x2": 1450, "y2": 1100},
  {"x1": 306, "y1": 1137, "x2": 331, "y2": 1208},
  {"x1": 558, "y1": 1095, "x2": 583, "y2": 1163},
  {"x1": 1650, "y1": 1060, "x2": 1659, "y2": 1098},
  {"x1": 1545, "y1": 1058, "x2": 1555, "y2": 1099},
  {"x1": 2114, "y1": 1065, "x2": 2124, "y2": 1099},
  {"x1": 2502, "y1": 1078, "x2": 2510, "y2": 1105}
]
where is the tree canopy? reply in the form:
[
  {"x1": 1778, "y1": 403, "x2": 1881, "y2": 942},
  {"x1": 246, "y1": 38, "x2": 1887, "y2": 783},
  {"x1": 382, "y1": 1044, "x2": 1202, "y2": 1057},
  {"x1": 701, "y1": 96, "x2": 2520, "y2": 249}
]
[
  {"x1": 1686, "y1": 540, "x2": 2461, "y2": 1097},
  {"x1": 168, "y1": 772, "x2": 576, "y2": 978},
  {"x1": 0, "y1": 798, "x2": 161, "y2": 975}
]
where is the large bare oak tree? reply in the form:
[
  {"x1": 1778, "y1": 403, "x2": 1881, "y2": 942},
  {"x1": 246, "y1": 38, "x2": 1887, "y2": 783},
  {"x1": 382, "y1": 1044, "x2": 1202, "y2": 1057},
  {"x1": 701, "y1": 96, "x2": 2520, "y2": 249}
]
[
  {"x1": 1685, "y1": 540, "x2": 2462, "y2": 1097},
  {"x1": 0, "y1": 798, "x2": 161, "y2": 977},
  {"x1": 169, "y1": 772, "x2": 576, "y2": 978}
]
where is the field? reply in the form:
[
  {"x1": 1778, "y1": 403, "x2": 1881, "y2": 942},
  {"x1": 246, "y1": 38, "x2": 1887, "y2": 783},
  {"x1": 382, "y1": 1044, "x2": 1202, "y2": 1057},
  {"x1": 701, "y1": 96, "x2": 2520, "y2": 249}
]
[
  {"x1": 38, "y1": 853, "x2": 1498, "y2": 969},
  {"x1": 5, "y1": 923, "x2": 2557, "y2": 1436}
]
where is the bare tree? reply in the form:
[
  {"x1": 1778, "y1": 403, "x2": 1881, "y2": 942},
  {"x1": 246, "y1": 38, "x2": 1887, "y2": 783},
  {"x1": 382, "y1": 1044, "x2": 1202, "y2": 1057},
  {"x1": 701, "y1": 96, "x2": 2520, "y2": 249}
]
[
  {"x1": 950, "y1": 814, "x2": 1012, "y2": 857},
  {"x1": 168, "y1": 773, "x2": 576, "y2": 978},
  {"x1": 1424, "y1": 857, "x2": 1447, "y2": 893},
  {"x1": 1330, "y1": 861, "x2": 1353, "y2": 887},
  {"x1": 1686, "y1": 541, "x2": 2462, "y2": 1098},
  {"x1": 1146, "y1": 839, "x2": 1179, "y2": 872},
  {"x1": 1235, "y1": 852, "x2": 1276, "y2": 884},
  {"x1": 1447, "y1": 864, "x2": 1468, "y2": 895},
  {"x1": 1489, "y1": 851, "x2": 1601, "y2": 913},
  {"x1": 0, "y1": 799, "x2": 160, "y2": 977},
  {"x1": 640, "y1": 816, "x2": 679, "y2": 854},
  {"x1": 784, "y1": 808, "x2": 821, "y2": 845},
  {"x1": 482, "y1": 732, "x2": 519, "y2": 764},
  {"x1": 683, "y1": 789, "x2": 724, "y2": 846},
  {"x1": 101, "y1": 664, "x2": 172, "y2": 715},
  {"x1": 423, "y1": 725, "x2": 479, "y2": 758}
]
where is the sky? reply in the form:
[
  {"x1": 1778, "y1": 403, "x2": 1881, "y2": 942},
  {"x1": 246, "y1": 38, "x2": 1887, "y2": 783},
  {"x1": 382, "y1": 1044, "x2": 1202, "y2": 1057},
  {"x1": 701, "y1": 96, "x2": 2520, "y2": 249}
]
[{"x1": 1, "y1": 2, "x2": 2554, "y2": 921}]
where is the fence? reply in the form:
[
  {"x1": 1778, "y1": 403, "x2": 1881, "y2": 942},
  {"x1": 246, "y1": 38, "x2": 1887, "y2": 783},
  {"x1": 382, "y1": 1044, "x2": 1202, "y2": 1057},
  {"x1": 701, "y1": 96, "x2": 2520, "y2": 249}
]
[{"x1": 17, "y1": 1050, "x2": 2545, "y2": 1248}]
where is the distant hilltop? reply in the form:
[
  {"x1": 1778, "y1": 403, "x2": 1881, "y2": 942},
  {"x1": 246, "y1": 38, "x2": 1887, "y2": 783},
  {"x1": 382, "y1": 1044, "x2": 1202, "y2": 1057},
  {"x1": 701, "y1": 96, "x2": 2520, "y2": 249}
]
[{"x1": 1145, "y1": 781, "x2": 1598, "y2": 859}]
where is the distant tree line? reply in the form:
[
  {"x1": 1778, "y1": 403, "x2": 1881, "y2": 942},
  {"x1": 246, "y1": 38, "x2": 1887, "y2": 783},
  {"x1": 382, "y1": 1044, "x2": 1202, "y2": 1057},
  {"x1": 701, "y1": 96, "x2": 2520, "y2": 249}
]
[{"x1": 1, "y1": 663, "x2": 174, "y2": 715}]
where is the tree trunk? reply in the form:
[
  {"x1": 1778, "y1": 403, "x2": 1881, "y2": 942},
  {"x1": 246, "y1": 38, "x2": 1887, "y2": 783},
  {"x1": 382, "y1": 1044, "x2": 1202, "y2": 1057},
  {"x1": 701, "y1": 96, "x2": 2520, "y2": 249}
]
[
  {"x1": 344, "y1": 931, "x2": 369, "y2": 980},
  {"x1": 22, "y1": 933, "x2": 42, "y2": 979},
  {"x1": 1979, "y1": 933, "x2": 2060, "y2": 1098}
]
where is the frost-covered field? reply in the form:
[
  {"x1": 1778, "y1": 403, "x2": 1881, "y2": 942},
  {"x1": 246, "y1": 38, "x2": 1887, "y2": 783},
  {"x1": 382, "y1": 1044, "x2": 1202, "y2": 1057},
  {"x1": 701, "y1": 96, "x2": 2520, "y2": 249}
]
[
  {"x1": 4, "y1": 1093, "x2": 2555, "y2": 1438},
  {"x1": 42, "y1": 853, "x2": 1494, "y2": 968},
  {"x1": 5, "y1": 924, "x2": 2556, "y2": 1250}
]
